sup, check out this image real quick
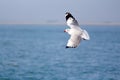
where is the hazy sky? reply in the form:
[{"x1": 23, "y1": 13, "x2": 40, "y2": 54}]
[{"x1": 0, "y1": 0, "x2": 120, "y2": 24}]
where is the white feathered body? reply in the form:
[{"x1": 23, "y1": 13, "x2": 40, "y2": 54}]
[{"x1": 66, "y1": 28, "x2": 82, "y2": 48}]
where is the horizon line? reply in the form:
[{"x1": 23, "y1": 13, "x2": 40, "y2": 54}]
[{"x1": 0, "y1": 22, "x2": 120, "y2": 26}]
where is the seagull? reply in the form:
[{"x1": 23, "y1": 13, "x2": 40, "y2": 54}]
[{"x1": 64, "y1": 12, "x2": 90, "y2": 48}]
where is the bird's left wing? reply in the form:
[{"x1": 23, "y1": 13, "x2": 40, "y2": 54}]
[{"x1": 66, "y1": 34, "x2": 82, "y2": 48}]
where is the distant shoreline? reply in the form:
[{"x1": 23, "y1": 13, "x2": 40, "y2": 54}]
[{"x1": 0, "y1": 22, "x2": 120, "y2": 26}]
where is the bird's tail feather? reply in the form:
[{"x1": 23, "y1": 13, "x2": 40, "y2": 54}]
[{"x1": 81, "y1": 30, "x2": 90, "y2": 40}]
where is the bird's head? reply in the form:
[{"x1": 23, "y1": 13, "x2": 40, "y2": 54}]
[{"x1": 64, "y1": 29, "x2": 70, "y2": 33}]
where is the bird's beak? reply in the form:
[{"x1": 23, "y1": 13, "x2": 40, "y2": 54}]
[{"x1": 64, "y1": 30, "x2": 66, "y2": 32}]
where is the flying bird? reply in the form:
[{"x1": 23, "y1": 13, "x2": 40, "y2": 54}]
[{"x1": 64, "y1": 12, "x2": 90, "y2": 48}]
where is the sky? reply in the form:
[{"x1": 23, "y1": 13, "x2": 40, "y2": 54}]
[{"x1": 0, "y1": 0, "x2": 120, "y2": 24}]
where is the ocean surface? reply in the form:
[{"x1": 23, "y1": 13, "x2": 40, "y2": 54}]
[{"x1": 0, "y1": 24, "x2": 120, "y2": 80}]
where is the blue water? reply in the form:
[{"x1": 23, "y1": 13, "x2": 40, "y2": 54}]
[{"x1": 0, "y1": 24, "x2": 120, "y2": 80}]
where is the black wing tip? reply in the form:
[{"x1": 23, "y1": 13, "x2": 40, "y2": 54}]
[
  {"x1": 66, "y1": 46, "x2": 76, "y2": 48},
  {"x1": 66, "y1": 46, "x2": 70, "y2": 48},
  {"x1": 65, "y1": 12, "x2": 71, "y2": 15},
  {"x1": 65, "y1": 12, "x2": 75, "y2": 21}
]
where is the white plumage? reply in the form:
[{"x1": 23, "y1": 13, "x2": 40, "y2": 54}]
[{"x1": 64, "y1": 12, "x2": 90, "y2": 48}]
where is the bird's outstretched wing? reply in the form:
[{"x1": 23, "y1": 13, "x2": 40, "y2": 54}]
[
  {"x1": 66, "y1": 17, "x2": 80, "y2": 29},
  {"x1": 66, "y1": 34, "x2": 82, "y2": 48},
  {"x1": 65, "y1": 12, "x2": 80, "y2": 29}
]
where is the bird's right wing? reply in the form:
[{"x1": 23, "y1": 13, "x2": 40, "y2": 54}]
[
  {"x1": 67, "y1": 18, "x2": 80, "y2": 29},
  {"x1": 66, "y1": 34, "x2": 81, "y2": 48}
]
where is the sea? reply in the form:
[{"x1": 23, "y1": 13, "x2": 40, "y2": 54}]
[{"x1": 0, "y1": 24, "x2": 120, "y2": 80}]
